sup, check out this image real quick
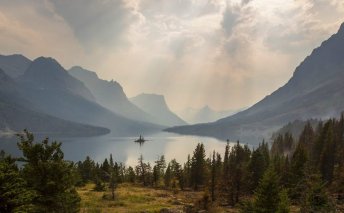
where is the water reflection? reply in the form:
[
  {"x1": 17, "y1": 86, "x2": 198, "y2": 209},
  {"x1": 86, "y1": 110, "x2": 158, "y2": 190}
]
[{"x1": 0, "y1": 132, "x2": 235, "y2": 166}]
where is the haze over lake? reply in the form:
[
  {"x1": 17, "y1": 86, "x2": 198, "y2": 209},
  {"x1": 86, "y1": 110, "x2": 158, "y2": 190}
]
[{"x1": 0, "y1": 133, "x2": 233, "y2": 166}]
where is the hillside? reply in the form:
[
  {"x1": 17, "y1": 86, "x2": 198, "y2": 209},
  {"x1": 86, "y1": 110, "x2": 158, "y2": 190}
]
[
  {"x1": 0, "y1": 69, "x2": 109, "y2": 136},
  {"x1": 15, "y1": 57, "x2": 163, "y2": 136},
  {"x1": 166, "y1": 23, "x2": 344, "y2": 144},
  {"x1": 68, "y1": 66, "x2": 157, "y2": 124}
]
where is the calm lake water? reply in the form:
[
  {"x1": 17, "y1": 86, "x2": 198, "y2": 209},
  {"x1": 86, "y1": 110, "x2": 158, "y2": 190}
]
[{"x1": 0, "y1": 132, "x2": 234, "y2": 166}]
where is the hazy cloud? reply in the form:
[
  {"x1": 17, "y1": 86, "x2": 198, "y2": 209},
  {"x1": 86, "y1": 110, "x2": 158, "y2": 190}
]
[
  {"x1": 1, "y1": 0, "x2": 344, "y2": 111},
  {"x1": 50, "y1": 0, "x2": 139, "y2": 51}
]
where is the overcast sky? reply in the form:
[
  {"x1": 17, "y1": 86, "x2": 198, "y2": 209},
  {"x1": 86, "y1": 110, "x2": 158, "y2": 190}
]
[{"x1": 1, "y1": 0, "x2": 343, "y2": 111}]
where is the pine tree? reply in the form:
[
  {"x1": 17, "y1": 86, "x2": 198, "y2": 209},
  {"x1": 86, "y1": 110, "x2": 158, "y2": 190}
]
[
  {"x1": 17, "y1": 130, "x2": 80, "y2": 212},
  {"x1": 277, "y1": 189, "x2": 290, "y2": 213},
  {"x1": 252, "y1": 168, "x2": 282, "y2": 213},
  {"x1": 190, "y1": 143, "x2": 207, "y2": 190},
  {"x1": 0, "y1": 152, "x2": 35, "y2": 212},
  {"x1": 211, "y1": 151, "x2": 216, "y2": 201},
  {"x1": 300, "y1": 174, "x2": 335, "y2": 213},
  {"x1": 319, "y1": 120, "x2": 336, "y2": 183},
  {"x1": 109, "y1": 168, "x2": 117, "y2": 200},
  {"x1": 164, "y1": 163, "x2": 172, "y2": 188}
]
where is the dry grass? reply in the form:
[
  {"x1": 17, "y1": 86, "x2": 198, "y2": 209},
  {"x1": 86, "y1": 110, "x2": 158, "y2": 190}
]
[
  {"x1": 78, "y1": 183, "x2": 303, "y2": 213},
  {"x1": 78, "y1": 183, "x2": 202, "y2": 213}
]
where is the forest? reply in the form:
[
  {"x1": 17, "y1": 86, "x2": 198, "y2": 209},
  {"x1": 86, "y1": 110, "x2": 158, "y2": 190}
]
[{"x1": 1, "y1": 115, "x2": 344, "y2": 212}]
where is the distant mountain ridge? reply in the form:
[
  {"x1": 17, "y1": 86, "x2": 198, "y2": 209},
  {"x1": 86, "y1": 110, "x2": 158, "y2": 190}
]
[
  {"x1": 177, "y1": 106, "x2": 244, "y2": 124},
  {"x1": 0, "y1": 55, "x2": 163, "y2": 136},
  {"x1": 0, "y1": 69, "x2": 109, "y2": 136},
  {"x1": 68, "y1": 66, "x2": 158, "y2": 124},
  {"x1": 20, "y1": 57, "x2": 95, "y2": 101},
  {"x1": 0, "y1": 54, "x2": 31, "y2": 78},
  {"x1": 166, "y1": 23, "x2": 344, "y2": 144},
  {"x1": 130, "y1": 93, "x2": 187, "y2": 127}
]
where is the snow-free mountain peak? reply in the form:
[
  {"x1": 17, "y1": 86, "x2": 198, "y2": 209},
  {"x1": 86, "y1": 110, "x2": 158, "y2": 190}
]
[{"x1": 130, "y1": 93, "x2": 187, "y2": 126}]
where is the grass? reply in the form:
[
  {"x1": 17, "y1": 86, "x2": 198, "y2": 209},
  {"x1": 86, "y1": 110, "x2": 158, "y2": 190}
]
[
  {"x1": 78, "y1": 183, "x2": 201, "y2": 213},
  {"x1": 78, "y1": 183, "x2": 302, "y2": 213}
]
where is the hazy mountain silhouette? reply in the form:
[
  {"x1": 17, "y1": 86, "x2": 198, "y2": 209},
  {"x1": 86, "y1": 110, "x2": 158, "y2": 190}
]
[
  {"x1": 130, "y1": 93, "x2": 187, "y2": 126},
  {"x1": 68, "y1": 66, "x2": 157, "y2": 124},
  {"x1": 166, "y1": 23, "x2": 344, "y2": 144},
  {"x1": 16, "y1": 57, "x2": 163, "y2": 136},
  {"x1": 0, "y1": 54, "x2": 31, "y2": 78},
  {"x1": 0, "y1": 69, "x2": 109, "y2": 136},
  {"x1": 177, "y1": 105, "x2": 244, "y2": 124}
]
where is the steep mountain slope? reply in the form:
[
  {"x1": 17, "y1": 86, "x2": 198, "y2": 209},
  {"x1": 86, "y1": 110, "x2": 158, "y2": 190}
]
[
  {"x1": 130, "y1": 93, "x2": 187, "y2": 126},
  {"x1": 17, "y1": 57, "x2": 163, "y2": 136},
  {"x1": 68, "y1": 66, "x2": 157, "y2": 124},
  {"x1": 166, "y1": 23, "x2": 344, "y2": 144},
  {"x1": 0, "y1": 69, "x2": 109, "y2": 136},
  {"x1": 0, "y1": 54, "x2": 31, "y2": 78},
  {"x1": 20, "y1": 57, "x2": 95, "y2": 101},
  {"x1": 177, "y1": 106, "x2": 243, "y2": 124}
]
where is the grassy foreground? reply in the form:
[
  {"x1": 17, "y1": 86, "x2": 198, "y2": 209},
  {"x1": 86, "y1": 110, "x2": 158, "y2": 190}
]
[
  {"x1": 78, "y1": 183, "x2": 206, "y2": 213},
  {"x1": 78, "y1": 183, "x2": 303, "y2": 213}
]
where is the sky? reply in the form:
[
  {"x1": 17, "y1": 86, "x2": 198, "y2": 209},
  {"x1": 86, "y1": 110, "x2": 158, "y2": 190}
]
[{"x1": 0, "y1": 0, "x2": 343, "y2": 111}]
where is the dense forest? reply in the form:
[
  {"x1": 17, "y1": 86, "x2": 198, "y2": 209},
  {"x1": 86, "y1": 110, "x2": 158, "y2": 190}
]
[{"x1": 1, "y1": 115, "x2": 344, "y2": 212}]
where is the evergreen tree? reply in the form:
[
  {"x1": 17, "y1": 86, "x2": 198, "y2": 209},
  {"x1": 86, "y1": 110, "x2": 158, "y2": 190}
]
[
  {"x1": 248, "y1": 145, "x2": 269, "y2": 192},
  {"x1": 319, "y1": 120, "x2": 336, "y2": 183},
  {"x1": 277, "y1": 189, "x2": 290, "y2": 213},
  {"x1": 289, "y1": 142, "x2": 308, "y2": 200},
  {"x1": 109, "y1": 168, "x2": 117, "y2": 200},
  {"x1": 126, "y1": 166, "x2": 136, "y2": 183},
  {"x1": 0, "y1": 152, "x2": 35, "y2": 212},
  {"x1": 210, "y1": 151, "x2": 216, "y2": 202},
  {"x1": 300, "y1": 174, "x2": 335, "y2": 213},
  {"x1": 164, "y1": 163, "x2": 172, "y2": 188},
  {"x1": 251, "y1": 168, "x2": 283, "y2": 213},
  {"x1": 190, "y1": 143, "x2": 207, "y2": 190},
  {"x1": 17, "y1": 130, "x2": 80, "y2": 212},
  {"x1": 109, "y1": 154, "x2": 114, "y2": 168}
]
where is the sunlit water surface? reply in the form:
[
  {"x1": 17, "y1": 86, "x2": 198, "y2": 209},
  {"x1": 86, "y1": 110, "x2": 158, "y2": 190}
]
[{"x1": 0, "y1": 132, "x2": 235, "y2": 166}]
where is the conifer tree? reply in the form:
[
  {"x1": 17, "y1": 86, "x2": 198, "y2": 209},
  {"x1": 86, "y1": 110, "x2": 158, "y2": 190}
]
[
  {"x1": 0, "y1": 152, "x2": 35, "y2": 212},
  {"x1": 251, "y1": 168, "x2": 283, "y2": 213},
  {"x1": 17, "y1": 130, "x2": 80, "y2": 212},
  {"x1": 190, "y1": 143, "x2": 207, "y2": 190}
]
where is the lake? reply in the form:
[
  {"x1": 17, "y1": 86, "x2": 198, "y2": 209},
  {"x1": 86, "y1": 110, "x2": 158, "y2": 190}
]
[{"x1": 0, "y1": 132, "x2": 234, "y2": 166}]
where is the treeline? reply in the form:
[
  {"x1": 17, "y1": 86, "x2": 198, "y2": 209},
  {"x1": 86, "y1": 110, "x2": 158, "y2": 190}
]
[
  {"x1": 75, "y1": 116, "x2": 344, "y2": 212},
  {"x1": 1, "y1": 116, "x2": 344, "y2": 212}
]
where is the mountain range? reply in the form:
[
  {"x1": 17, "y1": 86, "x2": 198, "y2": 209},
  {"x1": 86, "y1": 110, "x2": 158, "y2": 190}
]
[
  {"x1": 0, "y1": 68, "x2": 109, "y2": 136},
  {"x1": 177, "y1": 106, "x2": 244, "y2": 124},
  {"x1": 130, "y1": 93, "x2": 187, "y2": 127},
  {"x1": 0, "y1": 54, "x2": 187, "y2": 137},
  {"x1": 166, "y1": 23, "x2": 344, "y2": 144},
  {"x1": 0, "y1": 55, "x2": 166, "y2": 136}
]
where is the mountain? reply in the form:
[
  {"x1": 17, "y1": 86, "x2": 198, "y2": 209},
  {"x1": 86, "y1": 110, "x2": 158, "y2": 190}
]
[
  {"x1": 0, "y1": 54, "x2": 31, "y2": 78},
  {"x1": 166, "y1": 23, "x2": 344, "y2": 144},
  {"x1": 17, "y1": 57, "x2": 163, "y2": 136},
  {"x1": 20, "y1": 57, "x2": 95, "y2": 101},
  {"x1": 0, "y1": 69, "x2": 109, "y2": 136},
  {"x1": 130, "y1": 93, "x2": 187, "y2": 126},
  {"x1": 177, "y1": 106, "x2": 244, "y2": 124},
  {"x1": 68, "y1": 66, "x2": 157, "y2": 124}
]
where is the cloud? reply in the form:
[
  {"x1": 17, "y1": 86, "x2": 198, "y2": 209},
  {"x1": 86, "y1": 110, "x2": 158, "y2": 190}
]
[
  {"x1": 263, "y1": 0, "x2": 344, "y2": 54},
  {"x1": 1, "y1": 0, "x2": 344, "y2": 111},
  {"x1": 0, "y1": 0, "x2": 83, "y2": 65},
  {"x1": 50, "y1": 0, "x2": 139, "y2": 51}
]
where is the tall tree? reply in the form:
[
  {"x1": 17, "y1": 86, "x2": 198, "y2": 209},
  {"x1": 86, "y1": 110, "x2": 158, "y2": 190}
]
[
  {"x1": 17, "y1": 130, "x2": 80, "y2": 212},
  {"x1": 190, "y1": 143, "x2": 207, "y2": 190},
  {"x1": 0, "y1": 152, "x2": 35, "y2": 212}
]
